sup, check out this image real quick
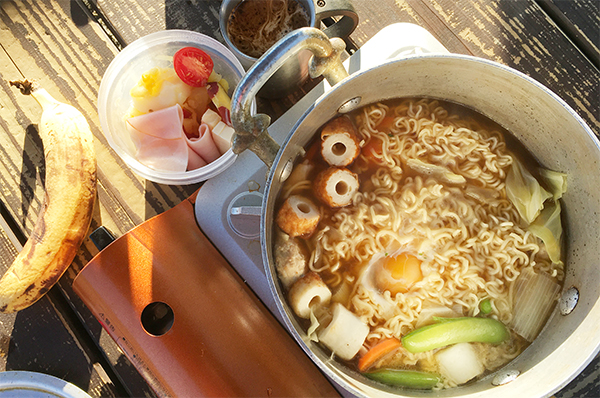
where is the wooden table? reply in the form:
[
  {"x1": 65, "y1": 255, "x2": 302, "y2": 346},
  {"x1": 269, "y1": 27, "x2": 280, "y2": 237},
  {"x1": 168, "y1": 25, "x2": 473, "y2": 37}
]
[{"x1": 0, "y1": 0, "x2": 598, "y2": 397}]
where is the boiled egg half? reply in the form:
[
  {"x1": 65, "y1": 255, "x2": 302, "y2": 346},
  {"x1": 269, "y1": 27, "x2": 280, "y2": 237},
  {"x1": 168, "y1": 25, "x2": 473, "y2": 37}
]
[
  {"x1": 353, "y1": 249, "x2": 424, "y2": 319},
  {"x1": 362, "y1": 251, "x2": 423, "y2": 296}
]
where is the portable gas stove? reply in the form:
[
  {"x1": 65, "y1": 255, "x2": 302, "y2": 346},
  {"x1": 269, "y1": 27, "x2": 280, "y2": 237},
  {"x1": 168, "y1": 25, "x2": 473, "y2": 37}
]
[{"x1": 194, "y1": 23, "x2": 448, "y2": 321}]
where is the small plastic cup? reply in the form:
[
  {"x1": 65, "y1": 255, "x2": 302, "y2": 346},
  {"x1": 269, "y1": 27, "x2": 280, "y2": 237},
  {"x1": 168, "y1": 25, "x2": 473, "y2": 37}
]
[{"x1": 98, "y1": 30, "x2": 246, "y2": 185}]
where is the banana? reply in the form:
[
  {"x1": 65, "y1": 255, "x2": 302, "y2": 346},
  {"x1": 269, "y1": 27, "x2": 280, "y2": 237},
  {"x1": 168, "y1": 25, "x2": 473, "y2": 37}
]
[{"x1": 3, "y1": 80, "x2": 97, "y2": 312}]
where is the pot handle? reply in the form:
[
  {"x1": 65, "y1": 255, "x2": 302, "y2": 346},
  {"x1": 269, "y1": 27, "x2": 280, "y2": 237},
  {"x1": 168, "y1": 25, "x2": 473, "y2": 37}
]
[
  {"x1": 231, "y1": 27, "x2": 348, "y2": 168},
  {"x1": 315, "y1": 0, "x2": 359, "y2": 39}
]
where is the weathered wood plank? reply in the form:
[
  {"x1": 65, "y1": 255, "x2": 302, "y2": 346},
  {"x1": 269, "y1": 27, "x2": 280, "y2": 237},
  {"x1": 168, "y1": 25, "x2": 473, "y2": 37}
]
[
  {"x1": 348, "y1": 0, "x2": 599, "y2": 136},
  {"x1": 0, "y1": 0, "x2": 180, "y2": 395},
  {"x1": 538, "y1": 0, "x2": 600, "y2": 67},
  {"x1": 95, "y1": 0, "x2": 222, "y2": 47}
]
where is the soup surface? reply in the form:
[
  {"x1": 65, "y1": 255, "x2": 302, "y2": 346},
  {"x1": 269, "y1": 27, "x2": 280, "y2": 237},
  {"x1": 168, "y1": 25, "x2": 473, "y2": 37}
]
[
  {"x1": 273, "y1": 98, "x2": 566, "y2": 390},
  {"x1": 227, "y1": 0, "x2": 310, "y2": 58}
]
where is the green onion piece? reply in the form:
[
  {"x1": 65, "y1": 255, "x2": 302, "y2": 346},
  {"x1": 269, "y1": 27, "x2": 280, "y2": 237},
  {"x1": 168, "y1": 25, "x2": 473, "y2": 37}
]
[
  {"x1": 402, "y1": 317, "x2": 510, "y2": 353},
  {"x1": 364, "y1": 369, "x2": 440, "y2": 389},
  {"x1": 479, "y1": 299, "x2": 492, "y2": 314}
]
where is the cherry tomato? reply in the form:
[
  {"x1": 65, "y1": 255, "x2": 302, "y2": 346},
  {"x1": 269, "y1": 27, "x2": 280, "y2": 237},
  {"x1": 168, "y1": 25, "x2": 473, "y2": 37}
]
[{"x1": 173, "y1": 46, "x2": 214, "y2": 87}]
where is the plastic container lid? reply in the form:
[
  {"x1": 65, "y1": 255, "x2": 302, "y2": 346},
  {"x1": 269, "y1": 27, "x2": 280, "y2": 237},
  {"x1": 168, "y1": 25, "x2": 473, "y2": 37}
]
[{"x1": 98, "y1": 30, "x2": 247, "y2": 185}]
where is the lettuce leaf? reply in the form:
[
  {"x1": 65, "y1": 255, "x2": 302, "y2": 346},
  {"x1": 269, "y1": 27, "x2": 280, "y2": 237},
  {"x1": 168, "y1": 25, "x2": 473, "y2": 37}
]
[{"x1": 506, "y1": 157, "x2": 552, "y2": 224}]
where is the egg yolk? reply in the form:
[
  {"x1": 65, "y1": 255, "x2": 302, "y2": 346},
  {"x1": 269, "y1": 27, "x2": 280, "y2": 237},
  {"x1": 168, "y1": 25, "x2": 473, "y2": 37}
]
[
  {"x1": 131, "y1": 67, "x2": 178, "y2": 98},
  {"x1": 142, "y1": 67, "x2": 166, "y2": 97},
  {"x1": 375, "y1": 253, "x2": 423, "y2": 295}
]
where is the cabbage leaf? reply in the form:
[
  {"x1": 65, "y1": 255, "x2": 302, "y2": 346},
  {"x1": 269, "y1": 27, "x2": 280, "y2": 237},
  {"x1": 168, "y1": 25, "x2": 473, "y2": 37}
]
[
  {"x1": 307, "y1": 307, "x2": 320, "y2": 342},
  {"x1": 539, "y1": 168, "x2": 568, "y2": 200},
  {"x1": 506, "y1": 157, "x2": 552, "y2": 224},
  {"x1": 528, "y1": 200, "x2": 563, "y2": 264}
]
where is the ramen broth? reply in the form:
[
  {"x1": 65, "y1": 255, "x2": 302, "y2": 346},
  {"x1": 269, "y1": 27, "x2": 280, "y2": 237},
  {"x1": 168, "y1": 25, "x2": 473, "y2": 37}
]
[{"x1": 273, "y1": 98, "x2": 566, "y2": 390}]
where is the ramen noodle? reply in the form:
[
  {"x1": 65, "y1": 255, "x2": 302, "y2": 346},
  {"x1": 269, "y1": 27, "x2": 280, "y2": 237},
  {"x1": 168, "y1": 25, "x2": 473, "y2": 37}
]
[
  {"x1": 274, "y1": 98, "x2": 566, "y2": 390},
  {"x1": 226, "y1": 0, "x2": 310, "y2": 58}
]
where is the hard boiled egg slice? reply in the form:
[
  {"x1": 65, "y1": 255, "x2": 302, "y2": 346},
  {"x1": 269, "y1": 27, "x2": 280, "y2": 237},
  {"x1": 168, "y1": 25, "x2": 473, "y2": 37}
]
[
  {"x1": 356, "y1": 250, "x2": 423, "y2": 319},
  {"x1": 374, "y1": 252, "x2": 423, "y2": 295},
  {"x1": 130, "y1": 67, "x2": 192, "y2": 114}
]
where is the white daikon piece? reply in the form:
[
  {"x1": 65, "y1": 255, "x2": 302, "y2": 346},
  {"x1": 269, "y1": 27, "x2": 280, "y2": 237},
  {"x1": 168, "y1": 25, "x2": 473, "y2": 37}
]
[
  {"x1": 435, "y1": 343, "x2": 484, "y2": 385},
  {"x1": 318, "y1": 303, "x2": 369, "y2": 360}
]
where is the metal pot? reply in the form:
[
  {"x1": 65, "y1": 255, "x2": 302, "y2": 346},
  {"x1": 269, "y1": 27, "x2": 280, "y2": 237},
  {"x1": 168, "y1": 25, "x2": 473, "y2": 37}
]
[{"x1": 231, "y1": 26, "x2": 600, "y2": 397}]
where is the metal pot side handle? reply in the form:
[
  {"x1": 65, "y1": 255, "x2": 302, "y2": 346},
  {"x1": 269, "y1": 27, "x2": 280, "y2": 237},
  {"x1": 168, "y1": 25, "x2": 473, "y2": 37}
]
[
  {"x1": 231, "y1": 27, "x2": 349, "y2": 168},
  {"x1": 315, "y1": 0, "x2": 359, "y2": 39}
]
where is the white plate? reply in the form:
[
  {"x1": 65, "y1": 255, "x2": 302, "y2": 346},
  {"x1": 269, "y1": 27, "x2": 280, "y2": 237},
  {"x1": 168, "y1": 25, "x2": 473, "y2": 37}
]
[{"x1": 0, "y1": 371, "x2": 92, "y2": 398}]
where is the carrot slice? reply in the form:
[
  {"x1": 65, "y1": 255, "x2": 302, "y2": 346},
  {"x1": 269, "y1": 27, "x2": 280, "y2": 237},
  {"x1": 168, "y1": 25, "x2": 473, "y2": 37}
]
[
  {"x1": 377, "y1": 116, "x2": 395, "y2": 131},
  {"x1": 362, "y1": 138, "x2": 384, "y2": 164},
  {"x1": 358, "y1": 337, "x2": 402, "y2": 372}
]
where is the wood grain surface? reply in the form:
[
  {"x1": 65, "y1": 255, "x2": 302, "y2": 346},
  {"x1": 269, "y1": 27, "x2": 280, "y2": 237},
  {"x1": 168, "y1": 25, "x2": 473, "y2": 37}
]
[
  {"x1": 0, "y1": 1, "x2": 165, "y2": 396},
  {"x1": 539, "y1": 0, "x2": 599, "y2": 68},
  {"x1": 348, "y1": 0, "x2": 599, "y2": 134},
  {"x1": 0, "y1": 0, "x2": 598, "y2": 397}
]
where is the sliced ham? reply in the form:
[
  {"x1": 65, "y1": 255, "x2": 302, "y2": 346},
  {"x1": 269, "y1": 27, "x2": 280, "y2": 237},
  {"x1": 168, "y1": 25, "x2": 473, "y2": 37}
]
[
  {"x1": 186, "y1": 123, "x2": 221, "y2": 163},
  {"x1": 187, "y1": 146, "x2": 208, "y2": 170},
  {"x1": 125, "y1": 104, "x2": 229, "y2": 173},
  {"x1": 127, "y1": 104, "x2": 186, "y2": 139},
  {"x1": 131, "y1": 134, "x2": 189, "y2": 172},
  {"x1": 126, "y1": 104, "x2": 188, "y2": 172}
]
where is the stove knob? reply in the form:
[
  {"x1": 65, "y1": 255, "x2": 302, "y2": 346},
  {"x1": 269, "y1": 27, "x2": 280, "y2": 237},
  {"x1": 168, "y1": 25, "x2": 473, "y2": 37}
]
[{"x1": 227, "y1": 191, "x2": 263, "y2": 239}]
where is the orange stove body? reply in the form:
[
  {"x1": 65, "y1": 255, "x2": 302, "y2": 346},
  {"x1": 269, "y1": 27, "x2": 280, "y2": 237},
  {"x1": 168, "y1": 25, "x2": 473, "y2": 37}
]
[{"x1": 73, "y1": 194, "x2": 339, "y2": 397}]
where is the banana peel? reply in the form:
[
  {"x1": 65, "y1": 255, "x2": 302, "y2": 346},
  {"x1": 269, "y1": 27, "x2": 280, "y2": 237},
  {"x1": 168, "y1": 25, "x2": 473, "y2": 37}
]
[{"x1": 4, "y1": 80, "x2": 97, "y2": 312}]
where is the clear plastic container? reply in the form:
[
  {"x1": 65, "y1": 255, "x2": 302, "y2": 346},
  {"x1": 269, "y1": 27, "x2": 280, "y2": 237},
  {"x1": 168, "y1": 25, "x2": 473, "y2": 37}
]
[{"x1": 98, "y1": 30, "x2": 246, "y2": 185}]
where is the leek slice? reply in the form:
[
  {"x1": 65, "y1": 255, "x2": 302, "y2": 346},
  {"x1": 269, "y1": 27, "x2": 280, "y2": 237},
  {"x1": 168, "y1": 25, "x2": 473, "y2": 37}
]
[
  {"x1": 506, "y1": 157, "x2": 552, "y2": 224},
  {"x1": 478, "y1": 298, "x2": 493, "y2": 315},
  {"x1": 402, "y1": 317, "x2": 509, "y2": 353},
  {"x1": 528, "y1": 200, "x2": 563, "y2": 264},
  {"x1": 539, "y1": 168, "x2": 567, "y2": 200},
  {"x1": 511, "y1": 268, "x2": 560, "y2": 342}
]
